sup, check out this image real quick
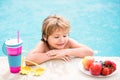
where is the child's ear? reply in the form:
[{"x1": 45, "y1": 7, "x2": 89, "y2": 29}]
[
  {"x1": 43, "y1": 36, "x2": 47, "y2": 41},
  {"x1": 44, "y1": 38, "x2": 47, "y2": 41}
]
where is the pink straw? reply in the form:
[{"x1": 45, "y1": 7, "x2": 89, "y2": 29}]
[{"x1": 17, "y1": 30, "x2": 20, "y2": 43}]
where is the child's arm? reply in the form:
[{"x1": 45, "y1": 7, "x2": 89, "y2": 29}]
[
  {"x1": 25, "y1": 41, "x2": 54, "y2": 66},
  {"x1": 65, "y1": 38, "x2": 94, "y2": 57},
  {"x1": 47, "y1": 39, "x2": 94, "y2": 58},
  {"x1": 26, "y1": 50, "x2": 71, "y2": 66},
  {"x1": 46, "y1": 47, "x2": 93, "y2": 60},
  {"x1": 65, "y1": 47, "x2": 93, "y2": 57},
  {"x1": 25, "y1": 42, "x2": 71, "y2": 65},
  {"x1": 25, "y1": 50, "x2": 53, "y2": 66}
]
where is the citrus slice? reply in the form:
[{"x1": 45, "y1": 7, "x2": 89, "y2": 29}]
[
  {"x1": 20, "y1": 66, "x2": 32, "y2": 75},
  {"x1": 33, "y1": 67, "x2": 45, "y2": 76}
]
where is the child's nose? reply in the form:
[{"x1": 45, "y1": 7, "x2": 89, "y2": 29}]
[{"x1": 59, "y1": 37, "x2": 64, "y2": 42}]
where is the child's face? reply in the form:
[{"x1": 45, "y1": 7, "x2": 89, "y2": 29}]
[{"x1": 47, "y1": 30, "x2": 69, "y2": 49}]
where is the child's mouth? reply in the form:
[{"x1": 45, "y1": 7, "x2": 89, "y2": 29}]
[{"x1": 56, "y1": 43, "x2": 64, "y2": 46}]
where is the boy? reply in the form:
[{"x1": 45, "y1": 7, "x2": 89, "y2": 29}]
[{"x1": 26, "y1": 15, "x2": 93, "y2": 65}]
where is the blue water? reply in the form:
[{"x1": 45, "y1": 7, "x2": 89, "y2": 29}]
[{"x1": 0, "y1": 0, "x2": 120, "y2": 56}]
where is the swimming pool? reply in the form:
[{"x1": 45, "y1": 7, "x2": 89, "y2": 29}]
[{"x1": 0, "y1": 0, "x2": 120, "y2": 56}]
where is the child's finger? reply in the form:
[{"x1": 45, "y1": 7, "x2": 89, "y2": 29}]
[
  {"x1": 65, "y1": 56, "x2": 71, "y2": 61},
  {"x1": 62, "y1": 57, "x2": 67, "y2": 62},
  {"x1": 62, "y1": 56, "x2": 71, "y2": 62}
]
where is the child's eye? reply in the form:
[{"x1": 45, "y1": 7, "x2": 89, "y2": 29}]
[
  {"x1": 63, "y1": 34, "x2": 68, "y2": 37},
  {"x1": 54, "y1": 36, "x2": 59, "y2": 38},
  {"x1": 63, "y1": 35, "x2": 67, "y2": 37}
]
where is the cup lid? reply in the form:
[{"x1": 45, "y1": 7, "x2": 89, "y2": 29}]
[{"x1": 5, "y1": 39, "x2": 23, "y2": 47}]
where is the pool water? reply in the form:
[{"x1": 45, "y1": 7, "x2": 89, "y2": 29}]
[{"x1": 0, "y1": 0, "x2": 120, "y2": 56}]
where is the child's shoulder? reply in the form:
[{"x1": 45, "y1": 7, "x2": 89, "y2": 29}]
[
  {"x1": 36, "y1": 41, "x2": 47, "y2": 47},
  {"x1": 68, "y1": 38, "x2": 78, "y2": 43},
  {"x1": 68, "y1": 38, "x2": 85, "y2": 47},
  {"x1": 35, "y1": 41, "x2": 49, "y2": 52}
]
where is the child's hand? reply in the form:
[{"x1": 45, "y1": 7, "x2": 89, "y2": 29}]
[
  {"x1": 60, "y1": 55, "x2": 71, "y2": 61},
  {"x1": 46, "y1": 50, "x2": 71, "y2": 61}
]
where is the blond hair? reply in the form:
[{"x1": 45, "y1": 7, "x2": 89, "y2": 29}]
[{"x1": 41, "y1": 15, "x2": 70, "y2": 42}]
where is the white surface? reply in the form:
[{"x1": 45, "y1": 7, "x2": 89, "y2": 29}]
[{"x1": 0, "y1": 56, "x2": 120, "y2": 80}]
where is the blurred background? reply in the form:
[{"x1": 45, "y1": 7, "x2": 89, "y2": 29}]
[{"x1": 0, "y1": 0, "x2": 120, "y2": 56}]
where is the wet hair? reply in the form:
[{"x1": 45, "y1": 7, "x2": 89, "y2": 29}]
[{"x1": 41, "y1": 15, "x2": 70, "y2": 42}]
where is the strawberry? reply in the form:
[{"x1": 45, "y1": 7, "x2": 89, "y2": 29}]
[
  {"x1": 108, "y1": 68, "x2": 113, "y2": 74},
  {"x1": 101, "y1": 67, "x2": 110, "y2": 76},
  {"x1": 111, "y1": 61, "x2": 116, "y2": 71},
  {"x1": 109, "y1": 61, "x2": 116, "y2": 74},
  {"x1": 104, "y1": 60, "x2": 116, "y2": 74},
  {"x1": 104, "y1": 60, "x2": 112, "y2": 67}
]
